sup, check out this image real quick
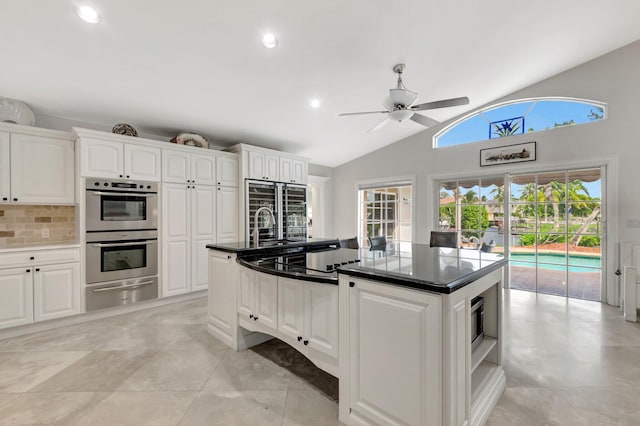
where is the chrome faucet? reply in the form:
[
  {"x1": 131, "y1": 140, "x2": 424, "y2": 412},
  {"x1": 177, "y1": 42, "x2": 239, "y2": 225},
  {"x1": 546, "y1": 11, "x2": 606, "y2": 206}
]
[{"x1": 253, "y1": 206, "x2": 276, "y2": 248}]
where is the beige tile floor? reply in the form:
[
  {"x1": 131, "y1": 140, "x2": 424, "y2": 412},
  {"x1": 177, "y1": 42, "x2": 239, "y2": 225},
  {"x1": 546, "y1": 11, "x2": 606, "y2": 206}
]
[{"x1": 0, "y1": 290, "x2": 638, "y2": 425}]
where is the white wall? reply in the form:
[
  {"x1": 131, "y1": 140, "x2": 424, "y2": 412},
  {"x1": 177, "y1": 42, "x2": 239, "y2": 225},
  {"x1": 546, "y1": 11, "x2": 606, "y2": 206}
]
[{"x1": 332, "y1": 39, "x2": 640, "y2": 305}]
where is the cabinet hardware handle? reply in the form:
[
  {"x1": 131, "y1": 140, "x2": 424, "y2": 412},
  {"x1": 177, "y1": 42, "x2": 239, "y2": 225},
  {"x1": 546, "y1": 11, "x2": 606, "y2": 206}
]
[
  {"x1": 297, "y1": 336, "x2": 302, "y2": 342},
  {"x1": 126, "y1": 175, "x2": 130, "y2": 178},
  {"x1": 249, "y1": 314, "x2": 253, "y2": 319},
  {"x1": 349, "y1": 281, "x2": 356, "y2": 287},
  {"x1": 13, "y1": 198, "x2": 17, "y2": 202},
  {"x1": 119, "y1": 174, "x2": 123, "y2": 178},
  {"x1": 26, "y1": 269, "x2": 30, "y2": 272},
  {"x1": 30, "y1": 256, "x2": 35, "y2": 260},
  {"x1": 303, "y1": 340, "x2": 309, "y2": 346},
  {"x1": 227, "y1": 255, "x2": 231, "y2": 260},
  {"x1": 217, "y1": 188, "x2": 220, "y2": 191},
  {"x1": 253, "y1": 316, "x2": 259, "y2": 321},
  {"x1": 2, "y1": 197, "x2": 7, "y2": 201},
  {"x1": 217, "y1": 182, "x2": 221, "y2": 185},
  {"x1": 35, "y1": 268, "x2": 40, "y2": 272}
]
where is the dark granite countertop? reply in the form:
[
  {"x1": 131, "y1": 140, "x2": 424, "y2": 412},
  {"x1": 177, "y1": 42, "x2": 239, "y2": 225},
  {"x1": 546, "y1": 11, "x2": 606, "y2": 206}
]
[
  {"x1": 206, "y1": 238, "x2": 339, "y2": 254},
  {"x1": 337, "y1": 243, "x2": 507, "y2": 294}
]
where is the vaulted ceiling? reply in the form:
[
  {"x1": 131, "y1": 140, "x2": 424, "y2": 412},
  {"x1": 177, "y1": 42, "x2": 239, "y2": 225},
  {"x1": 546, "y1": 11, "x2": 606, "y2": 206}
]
[{"x1": 2, "y1": 1, "x2": 640, "y2": 166}]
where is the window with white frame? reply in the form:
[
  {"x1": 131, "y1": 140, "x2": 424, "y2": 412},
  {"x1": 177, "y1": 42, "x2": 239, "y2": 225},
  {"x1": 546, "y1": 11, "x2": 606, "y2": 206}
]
[{"x1": 358, "y1": 183, "x2": 412, "y2": 248}]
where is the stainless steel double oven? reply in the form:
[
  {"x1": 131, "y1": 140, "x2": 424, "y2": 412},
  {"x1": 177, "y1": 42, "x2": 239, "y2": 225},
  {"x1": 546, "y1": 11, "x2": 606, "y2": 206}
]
[{"x1": 85, "y1": 179, "x2": 159, "y2": 311}]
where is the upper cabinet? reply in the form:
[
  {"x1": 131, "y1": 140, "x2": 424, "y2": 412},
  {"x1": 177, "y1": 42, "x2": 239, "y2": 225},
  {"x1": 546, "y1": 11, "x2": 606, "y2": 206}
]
[
  {"x1": 163, "y1": 149, "x2": 216, "y2": 185},
  {"x1": 216, "y1": 154, "x2": 239, "y2": 187},
  {"x1": 80, "y1": 137, "x2": 161, "y2": 181},
  {"x1": 229, "y1": 144, "x2": 308, "y2": 185},
  {"x1": 0, "y1": 128, "x2": 74, "y2": 205}
]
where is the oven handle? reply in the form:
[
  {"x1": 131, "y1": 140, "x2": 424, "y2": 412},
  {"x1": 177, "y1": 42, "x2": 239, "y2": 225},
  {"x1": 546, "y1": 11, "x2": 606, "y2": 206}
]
[
  {"x1": 92, "y1": 280, "x2": 155, "y2": 293},
  {"x1": 91, "y1": 240, "x2": 156, "y2": 248},
  {"x1": 90, "y1": 191, "x2": 156, "y2": 197}
]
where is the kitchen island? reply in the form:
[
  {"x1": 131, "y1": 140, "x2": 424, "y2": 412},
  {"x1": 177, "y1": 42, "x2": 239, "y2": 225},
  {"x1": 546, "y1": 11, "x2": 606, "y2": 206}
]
[{"x1": 207, "y1": 240, "x2": 507, "y2": 426}]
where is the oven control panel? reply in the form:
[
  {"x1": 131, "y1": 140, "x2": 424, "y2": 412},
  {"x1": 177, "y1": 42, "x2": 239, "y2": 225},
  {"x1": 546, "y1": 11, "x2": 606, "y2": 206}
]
[{"x1": 87, "y1": 179, "x2": 157, "y2": 193}]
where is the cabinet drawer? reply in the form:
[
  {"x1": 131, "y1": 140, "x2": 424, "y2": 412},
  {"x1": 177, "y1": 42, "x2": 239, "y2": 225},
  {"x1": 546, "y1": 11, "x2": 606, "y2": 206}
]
[{"x1": 0, "y1": 248, "x2": 80, "y2": 268}]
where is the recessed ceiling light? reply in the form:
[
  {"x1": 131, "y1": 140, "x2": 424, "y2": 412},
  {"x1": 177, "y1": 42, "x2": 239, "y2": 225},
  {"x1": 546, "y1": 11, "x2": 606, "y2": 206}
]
[
  {"x1": 77, "y1": 6, "x2": 100, "y2": 23},
  {"x1": 262, "y1": 33, "x2": 278, "y2": 48},
  {"x1": 310, "y1": 99, "x2": 320, "y2": 109}
]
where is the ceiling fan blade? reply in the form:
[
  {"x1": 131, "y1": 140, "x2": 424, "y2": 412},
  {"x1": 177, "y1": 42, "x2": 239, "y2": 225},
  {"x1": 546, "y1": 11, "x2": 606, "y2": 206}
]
[
  {"x1": 339, "y1": 110, "x2": 390, "y2": 117},
  {"x1": 410, "y1": 96, "x2": 469, "y2": 111},
  {"x1": 410, "y1": 113, "x2": 440, "y2": 128},
  {"x1": 368, "y1": 119, "x2": 390, "y2": 133}
]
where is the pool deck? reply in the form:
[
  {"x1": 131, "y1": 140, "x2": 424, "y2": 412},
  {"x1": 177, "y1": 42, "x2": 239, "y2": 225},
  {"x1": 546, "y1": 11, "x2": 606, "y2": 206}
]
[{"x1": 509, "y1": 265, "x2": 601, "y2": 301}]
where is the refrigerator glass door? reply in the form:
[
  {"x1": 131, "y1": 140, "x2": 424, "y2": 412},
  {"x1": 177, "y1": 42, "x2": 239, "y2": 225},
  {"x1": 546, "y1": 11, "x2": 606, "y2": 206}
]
[
  {"x1": 283, "y1": 184, "x2": 307, "y2": 240},
  {"x1": 246, "y1": 181, "x2": 279, "y2": 246}
]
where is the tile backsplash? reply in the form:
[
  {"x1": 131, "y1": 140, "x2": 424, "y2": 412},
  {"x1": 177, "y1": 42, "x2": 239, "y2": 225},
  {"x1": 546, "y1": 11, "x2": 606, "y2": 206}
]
[{"x1": 0, "y1": 205, "x2": 76, "y2": 248}]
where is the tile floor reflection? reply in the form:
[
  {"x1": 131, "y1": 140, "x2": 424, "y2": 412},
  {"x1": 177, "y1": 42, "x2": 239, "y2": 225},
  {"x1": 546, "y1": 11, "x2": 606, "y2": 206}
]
[{"x1": 0, "y1": 291, "x2": 637, "y2": 425}]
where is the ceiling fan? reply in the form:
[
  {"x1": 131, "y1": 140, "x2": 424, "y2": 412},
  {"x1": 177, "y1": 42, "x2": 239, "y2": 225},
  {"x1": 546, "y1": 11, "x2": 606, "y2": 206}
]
[{"x1": 339, "y1": 64, "x2": 469, "y2": 132}]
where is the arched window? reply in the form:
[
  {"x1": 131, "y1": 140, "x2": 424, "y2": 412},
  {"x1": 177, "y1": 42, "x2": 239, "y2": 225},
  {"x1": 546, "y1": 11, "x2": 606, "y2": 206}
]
[{"x1": 434, "y1": 97, "x2": 606, "y2": 148}]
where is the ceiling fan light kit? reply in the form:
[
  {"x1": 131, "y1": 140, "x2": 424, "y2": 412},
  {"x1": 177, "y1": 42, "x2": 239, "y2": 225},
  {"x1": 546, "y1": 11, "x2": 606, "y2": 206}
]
[{"x1": 339, "y1": 63, "x2": 469, "y2": 132}]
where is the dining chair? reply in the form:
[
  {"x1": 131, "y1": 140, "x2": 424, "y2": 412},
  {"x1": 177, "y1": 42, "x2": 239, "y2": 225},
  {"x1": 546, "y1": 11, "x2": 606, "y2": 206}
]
[
  {"x1": 429, "y1": 231, "x2": 458, "y2": 248},
  {"x1": 339, "y1": 237, "x2": 360, "y2": 249},
  {"x1": 368, "y1": 235, "x2": 387, "y2": 250}
]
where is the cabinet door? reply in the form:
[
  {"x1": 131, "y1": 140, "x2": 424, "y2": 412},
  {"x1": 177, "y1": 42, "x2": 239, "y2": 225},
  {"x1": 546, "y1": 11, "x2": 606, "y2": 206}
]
[
  {"x1": 208, "y1": 251, "x2": 238, "y2": 346},
  {"x1": 0, "y1": 267, "x2": 33, "y2": 329},
  {"x1": 277, "y1": 277, "x2": 304, "y2": 341},
  {"x1": 304, "y1": 283, "x2": 338, "y2": 358},
  {"x1": 248, "y1": 151, "x2": 265, "y2": 180},
  {"x1": 292, "y1": 160, "x2": 307, "y2": 184},
  {"x1": 80, "y1": 138, "x2": 124, "y2": 179},
  {"x1": 191, "y1": 186, "x2": 216, "y2": 291},
  {"x1": 192, "y1": 153, "x2": 217, "y2": 186},
  {"x1": 279, "y1": 157, "x2": 293, "y2": 183},
  {"x1": 216, "y1": 186, "x2": 239, "y2": 243},
  {"x1": 33, "y1": 263, "x2": 80, "y2": 322},
  {"x1": 162, "y1": 184, "x2": 190, "y2": 296},
  {"x1": 124, "y1": 145, "x2": 161, "y2": 181},
  {"x1": 216, "y1": 156, "x2": 238, "y2": 187},
  {"x1": 255, "y1": 272, "x2": 278, "y2": 329},
  {"x1": 237, "y1": 267, "x2": 255, "y2": 320},
  {"x1": 0, "y1": 132, "x2": 10, "y2": 202},
  {"x1": 162, "y1": 150, "x2": 190, "y2": 183},
  {"x1": 348, "y1": 278, "x2": 443, "y2": 426},
  {"x1": 10, "y1": 135, "x2": 75, "y2": 204},
  {"x1": 265, "y1": 155, "x2": 280, "y2": 181}
]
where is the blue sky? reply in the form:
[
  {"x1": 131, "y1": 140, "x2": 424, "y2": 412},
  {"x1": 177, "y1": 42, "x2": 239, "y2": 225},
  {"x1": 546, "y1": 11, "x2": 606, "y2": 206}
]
[{"x1": 437, "y1": 100, "x2": 603, "y2": 148}]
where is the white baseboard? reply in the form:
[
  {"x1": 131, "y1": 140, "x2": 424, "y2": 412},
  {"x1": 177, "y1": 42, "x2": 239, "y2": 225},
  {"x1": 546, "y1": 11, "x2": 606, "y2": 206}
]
[{"x1": 0, "y1": 291, "x2": 206, "y2": 341}]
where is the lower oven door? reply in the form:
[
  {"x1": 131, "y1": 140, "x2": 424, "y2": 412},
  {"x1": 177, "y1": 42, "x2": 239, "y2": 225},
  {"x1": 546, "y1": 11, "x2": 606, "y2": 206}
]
[
  {"x1": 86, "y1": 276, "x2": 158, "y2": 311},
  {"x1": 86, "y1": 235, "x2": 158, "y2": 284}
]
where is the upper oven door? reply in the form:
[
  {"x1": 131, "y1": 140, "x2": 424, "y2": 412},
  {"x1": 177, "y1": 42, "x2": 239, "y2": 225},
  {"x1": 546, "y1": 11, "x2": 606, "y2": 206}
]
[{"x1": 86, "y1": 189, "x2": 158, "y2": 231}]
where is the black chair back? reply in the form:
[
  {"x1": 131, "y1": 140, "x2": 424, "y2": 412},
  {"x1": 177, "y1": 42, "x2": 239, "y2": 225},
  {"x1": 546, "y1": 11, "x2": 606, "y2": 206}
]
[
  {"x1": 430, "y1": 231, "x2": 458, "y2": 248},
  {"x1": 339, "y1": 237, "x2": 359, "y2": 249},
  {"x1": 368, "y1": 235, "x2": 387, "y2": 250}
]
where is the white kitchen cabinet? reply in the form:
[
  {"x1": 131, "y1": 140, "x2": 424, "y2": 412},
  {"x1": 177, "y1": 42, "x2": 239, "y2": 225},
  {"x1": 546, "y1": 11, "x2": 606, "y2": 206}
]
[
  {"x1": 162, "y1": 183, "x2": 216, "y2": 296},
  {"x1": 0, "y1": 132, "x2": 74, "y2": 204},
  {"x1": 238, "y1": 269, "x2": 278, "y2": 329},
  {"x1": 248, "y1": 150, "x2": 280, "y2": 181},
  {"x1": 0, "y1": 247, "x2": 81, "y2": 330},
  {"x1": 216, "y1": 186, "x2": 239, "y2": 243},
  {"x1": 208, "y1": 250, "x2": 239, "y2": 347},
  {"x1": 345, "y1": 277, "x2": 443, "y2": 426},
  {"x1": 162, "y1": 149, "x2": 217, "y2": 186},
  {"x1": 278, "y1": 277, "x2": 338, "y2": 360},
  {"x1": 33, "y1": 263, "x2": 80, "y2": 322},
  {"x1": 279, "y1": 157, "x2": 293, "y2": 183},
  {"x1": 216, "y1": 155, "x2": 239, "y2": 187},
  {"x1": 0, "y1": 267, "x2": 33, "y2": 329},
  {"x1": 80, "y1": 138, "x2": 161, "y2": 181},
  {"x1": 0, "y1": 132, "x2": 11, "y2": 202},
  {"x1": 292, "y1": 159, "x2": 307, "y2": 185}
]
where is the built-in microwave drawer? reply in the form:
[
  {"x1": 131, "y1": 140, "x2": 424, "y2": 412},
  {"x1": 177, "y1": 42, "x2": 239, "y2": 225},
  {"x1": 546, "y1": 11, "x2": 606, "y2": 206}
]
[
  {"x1": 0, "y1": 247, "x2": 80, "y2": 269},
  {"x1": 85, "y1": 276, "x2": 158, "y2": 311}
]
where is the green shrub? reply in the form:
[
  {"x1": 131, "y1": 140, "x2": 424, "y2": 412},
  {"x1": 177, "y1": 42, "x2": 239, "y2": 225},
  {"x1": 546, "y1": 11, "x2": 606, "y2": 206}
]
[
  {"x1": 578, "y1": 235, "x2": 600, "y2": 247},
  {"x1": 520, "y1": 234, "x2": 536, "y2": 246}
]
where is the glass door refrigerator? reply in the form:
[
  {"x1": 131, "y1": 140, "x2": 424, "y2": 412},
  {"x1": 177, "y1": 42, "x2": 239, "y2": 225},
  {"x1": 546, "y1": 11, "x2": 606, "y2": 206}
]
[{"x1": 245, "y1": 180, "x2": 307, "y2": 246}]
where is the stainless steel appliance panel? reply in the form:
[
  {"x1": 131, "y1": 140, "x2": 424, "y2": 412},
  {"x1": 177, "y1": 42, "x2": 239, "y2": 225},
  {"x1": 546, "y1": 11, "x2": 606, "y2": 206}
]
[
  {"x1": 86, "y1": 179, "x2": 158, "y2": 231},
  {"x1": 471, "y1": 296, "x2": 484, "y2": 350},
  {"x1": 86, "y1": 230, "x2": 158, "y2": 284},
  {"x1": 85, "y1": 276, "x2": 158, "y2": 311},
  {"x1": 283, "y1": 183, "x2": 307, "y2": 240},
  {"x1": 246, "y1": 180, "x2": 279, "y2": 246}
]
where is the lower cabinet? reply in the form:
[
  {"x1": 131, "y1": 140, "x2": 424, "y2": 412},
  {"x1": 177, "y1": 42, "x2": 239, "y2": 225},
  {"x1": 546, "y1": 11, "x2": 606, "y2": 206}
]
[
  {"x1": 345, "y1": 277, "x2": 443, "y2": 426},
  {"x1": 0, "y1": 248, "x2": 81, "y2": 330},
  {"x1": 278, "y1": 277, "x2": 339, "y2": 362},
  {"x1": 238, "y1": 269, "x2": 278, "y2": 329}
]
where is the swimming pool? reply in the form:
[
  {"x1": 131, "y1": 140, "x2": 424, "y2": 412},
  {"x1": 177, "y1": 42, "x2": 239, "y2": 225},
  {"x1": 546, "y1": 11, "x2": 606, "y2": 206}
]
[{"x1": 509, "y1": 252, "x2": 601, "y2": 272}]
